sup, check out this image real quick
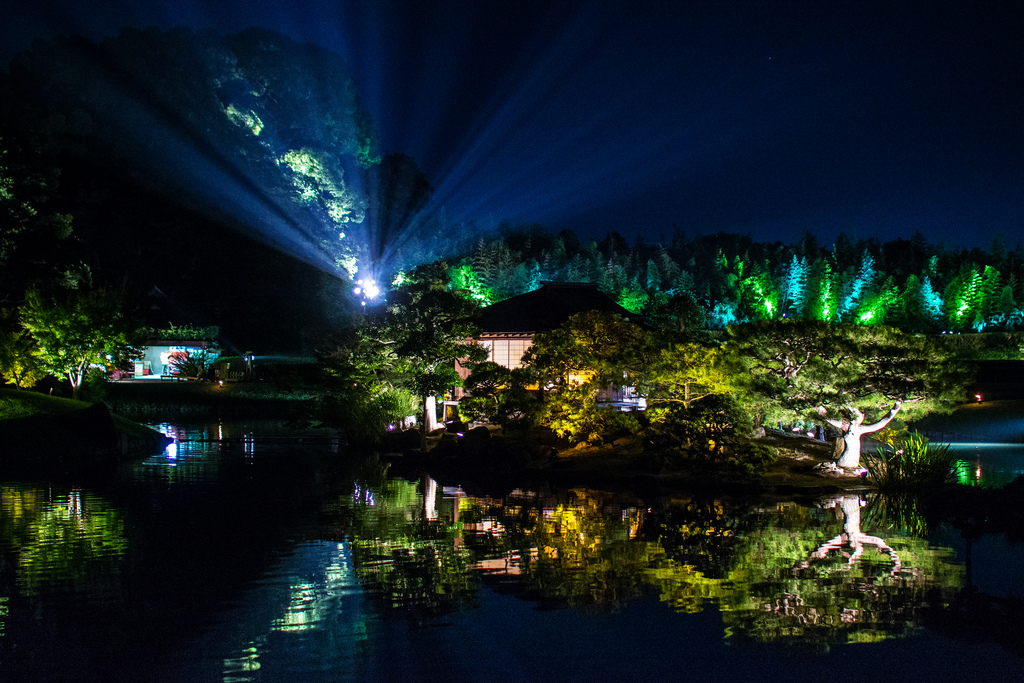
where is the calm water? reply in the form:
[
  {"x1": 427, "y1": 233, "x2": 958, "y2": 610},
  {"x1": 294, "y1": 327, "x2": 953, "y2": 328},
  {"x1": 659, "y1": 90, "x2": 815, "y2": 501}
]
[
  {"x1": 1, "y1": 422, "x2": 1022, "y2": 681},
  {"x1": 949, "y1": 442, "x2": 1024, "y2": 488}
]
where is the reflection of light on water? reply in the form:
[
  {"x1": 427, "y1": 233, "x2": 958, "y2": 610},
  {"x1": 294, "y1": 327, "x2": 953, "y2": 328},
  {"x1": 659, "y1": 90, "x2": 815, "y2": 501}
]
[
  {"x1": 223, "y1": 643, "x2": 261, "y2": 682},
  {"x1": 948, "y1": 443, "x2": 1024, "y2": 488},
  {"x1": 0, "y1": 595, "x2": 8, "y2": 638},
  {"x1": 271, "y1": 543, "x2": 357, "y2": 633}
]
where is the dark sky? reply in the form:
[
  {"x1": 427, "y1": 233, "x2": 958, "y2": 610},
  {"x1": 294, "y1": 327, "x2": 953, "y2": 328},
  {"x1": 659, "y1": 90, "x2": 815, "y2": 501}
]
[{"x1": 2, "y1": 0, "x2": 1022, "y2": 249}]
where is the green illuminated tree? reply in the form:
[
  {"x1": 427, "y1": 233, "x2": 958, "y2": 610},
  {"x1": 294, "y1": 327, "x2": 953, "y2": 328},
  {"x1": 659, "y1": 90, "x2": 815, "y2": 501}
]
[
  {"x1": 19, "y1": 286, "x2": 137, "y2": 398},
  {"x1": 729, "y1": 320, "x2": 970, "y2": 468},
  {"x1": 646, "y1": 342, "x2": 731, "y2": 410}
]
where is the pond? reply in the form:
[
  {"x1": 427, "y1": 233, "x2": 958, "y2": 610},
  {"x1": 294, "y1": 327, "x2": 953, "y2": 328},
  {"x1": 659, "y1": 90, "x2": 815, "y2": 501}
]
[
  {"x1": 1, "y1": 422, "x2": 1022, "y2": 681},
  {"x1": 949, "y1": 442, "x2": 1024, "y2": 488}
]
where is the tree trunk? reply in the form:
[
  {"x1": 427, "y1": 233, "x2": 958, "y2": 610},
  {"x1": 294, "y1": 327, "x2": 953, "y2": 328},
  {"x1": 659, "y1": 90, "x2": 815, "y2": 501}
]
[
  {"x1": 419, "y1": 397, "x2": 429, "y2": 450},
  {"x1": 825, "y1": 400, "x2": 903, "y2": 469},
  {"x1": 834, "y1": 429, "x2": 864, "y2": 469},
  {"x1": 419, "y1": 394, "x2": 441, "y2": 450}
]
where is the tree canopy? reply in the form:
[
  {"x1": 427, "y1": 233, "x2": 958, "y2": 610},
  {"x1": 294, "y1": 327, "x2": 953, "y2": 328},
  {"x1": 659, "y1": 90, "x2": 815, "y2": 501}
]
[
  {"x1": 19, "y1": 286, "x2": 137, "y2": 398},
  {"x1": 366, "y1": 261, "x2": 486, "y2": 446},
  {"x1": 728, "y1": 320, "x2": 971, "y2": 467}
]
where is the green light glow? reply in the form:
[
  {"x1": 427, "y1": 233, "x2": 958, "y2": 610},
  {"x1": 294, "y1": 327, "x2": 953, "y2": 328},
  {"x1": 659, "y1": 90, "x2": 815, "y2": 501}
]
[
  {"x1": 225, "y1": 104, "x2": 264, "y2": 136},
  {"x1": 277, "y1": 148, "x2": 364, "y2": 226},
  {"x1": 859, "y1": 311, "x2": 874, "y2": 322}
]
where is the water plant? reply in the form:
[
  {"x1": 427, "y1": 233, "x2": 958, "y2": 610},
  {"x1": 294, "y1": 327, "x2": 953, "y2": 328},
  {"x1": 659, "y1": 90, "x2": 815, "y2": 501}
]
[{"x1": 863, "y1": 431, "x2": 959, "y2": 492}]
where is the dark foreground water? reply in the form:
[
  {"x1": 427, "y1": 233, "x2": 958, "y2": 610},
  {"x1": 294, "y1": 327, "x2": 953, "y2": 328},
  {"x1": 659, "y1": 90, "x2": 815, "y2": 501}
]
[{"x1": 2, "y1": 422, "x2": 1023, "y2": 681}]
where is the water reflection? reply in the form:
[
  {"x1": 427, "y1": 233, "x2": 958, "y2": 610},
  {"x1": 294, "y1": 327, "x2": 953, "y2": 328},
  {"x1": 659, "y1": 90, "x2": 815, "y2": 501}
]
[
  {"x1": 0, "y1": 484, "x2": 127, "y2": 595},
  {"x1": 2, "y1": 425, "x2": 1021, "y2": 679},
  {"x1": 319, "y1": 479, "x2": 968, "y2": 650},
  {"x1": 949, "y1": 443, "x2": 1024, "y2": 488}
]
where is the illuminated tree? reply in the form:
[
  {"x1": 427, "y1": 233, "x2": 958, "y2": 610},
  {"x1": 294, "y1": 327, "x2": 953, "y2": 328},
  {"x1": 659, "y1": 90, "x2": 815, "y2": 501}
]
[
  {"x1": 458, "y1": 362, "x2": 540, "y2": 432},
  {"x1": 0, "y1": 327, "x2": 46, "y2": 389},
  {"x1": 617, "y1": 278, "x2": 649, "y2": 314},
  {"x1": 646, "y1": 343, "x2": 731, "y2": 410},
  {"x1": 782, "y1": 255, "x2": 808, "y2": 317},
  {"x1": 369, "y1": 261, "x2": 487, "y2": 447},
  {"x1": 808, "y1": 258, "x2": 839, "y2": 322},
  {"x1": 738, "y1": 267, "x2": 778, "y2": 321},
  {"x1": 838, "y1": 251, "x2": 876, "y2": 321},
  {"x1": 448, "y1": 261, "x2": 495, "y2": 304},
  {"x1": 524, "y1": 310, "x2": 651, "y2": 444},
  {"x1": 19, "y1": 286, "x2": 137, "y2": 398},
  {"x1": 3, "y1": 28, "x2": 379, "y2": 280},
  {"x1": 729, "y1": 320, "x2": 970, "y2": 468}
]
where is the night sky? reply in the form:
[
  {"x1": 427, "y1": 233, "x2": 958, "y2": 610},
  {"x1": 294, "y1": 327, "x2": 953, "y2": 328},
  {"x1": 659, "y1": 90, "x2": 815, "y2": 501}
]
[{"x1": 2, "y1": 0, "x2": 1021, "y2": 249}]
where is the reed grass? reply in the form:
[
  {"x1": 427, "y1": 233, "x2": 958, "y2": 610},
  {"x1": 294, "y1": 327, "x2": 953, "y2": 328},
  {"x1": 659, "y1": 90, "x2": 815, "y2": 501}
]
[{"x1": 864, "y1": 431, "x2": 959, "y2": 492}]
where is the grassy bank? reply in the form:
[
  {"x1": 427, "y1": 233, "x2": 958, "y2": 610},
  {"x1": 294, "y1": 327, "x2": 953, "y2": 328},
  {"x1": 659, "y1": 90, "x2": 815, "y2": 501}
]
[
  {"x1": 102, "y1": 381, "x2": 317, "y2": 421},
  {"x1": 0, "y1": 388, "x2": 171, "y2": 472},
  {"x1": 1, "y1": 387, "x2": 153, "y2": 439}
]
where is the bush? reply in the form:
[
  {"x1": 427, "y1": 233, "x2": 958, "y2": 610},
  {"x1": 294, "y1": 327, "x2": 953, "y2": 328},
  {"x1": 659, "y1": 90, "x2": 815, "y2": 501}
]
[
  {"x1": 78, "y1": 366, "x2": 109, "y2": 403},
  {"x1": 541, "y1": 385, "x2": 640, "y2": 446},
  {"x1": 459, "y1": 362, "x2": 540, "y2": 433},
  {"x1": 319, "y1": 387, "x2": 417, "y2": 447},
  {"x1": 644, "y1": 394, "x2": 773, "y2": 473},
  {"x1": 169, "y1": 349, "x2": 215, "y2": 380},
  {"x1": 863, "y1": 432, "x2": 959, "y2": 492}
]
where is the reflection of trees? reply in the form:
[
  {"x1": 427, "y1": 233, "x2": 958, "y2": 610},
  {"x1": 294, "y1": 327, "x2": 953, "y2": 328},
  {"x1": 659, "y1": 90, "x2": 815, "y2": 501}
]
[
  {"x1": 806, "y1": 497, "x2": 902, "y2": 572},
  {"x1": 322, "y1": 474, "x2": 969, "y2": 649},
  {"x1": 719, "y1": 495, "x2": 963, "y2": 649},
  {"x1": 461, "y1": 489, "x2": 660, "y2": 610},
  {"x1": 325, "y1": 475, "x2": 474, "y2": 620},
  {"x1": 0, "y1": 485, "x2": 127, "y2": 594}
]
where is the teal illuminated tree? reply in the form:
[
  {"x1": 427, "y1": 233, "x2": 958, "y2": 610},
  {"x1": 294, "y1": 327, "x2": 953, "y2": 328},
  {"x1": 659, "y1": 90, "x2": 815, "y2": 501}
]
[
  {"x1": 838, "y1": 251, "x2": 876, "y2": 321},
  {"x1": 782, "y1": 255, "x2": 808, "y2": 317}
]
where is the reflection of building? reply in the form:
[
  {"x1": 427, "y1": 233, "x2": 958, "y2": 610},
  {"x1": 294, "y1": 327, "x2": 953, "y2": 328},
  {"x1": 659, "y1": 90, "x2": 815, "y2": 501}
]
[{"x1": 454, "y1": 282, "x2": 645, "y2": 406}]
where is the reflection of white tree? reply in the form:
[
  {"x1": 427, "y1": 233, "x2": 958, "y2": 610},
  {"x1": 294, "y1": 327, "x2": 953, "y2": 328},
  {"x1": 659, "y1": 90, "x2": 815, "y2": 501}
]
[{"x1": 805, "y1": 496, "x2": 902, "y2": 575}]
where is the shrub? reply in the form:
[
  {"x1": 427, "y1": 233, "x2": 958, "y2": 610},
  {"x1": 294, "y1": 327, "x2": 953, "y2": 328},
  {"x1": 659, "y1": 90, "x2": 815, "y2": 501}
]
[
  {"x1": 78, "y1": 366, "x2": 109, "y2": 403},
  {"x1": 319, "y1": 387, "x2": 418, "y2": 447},
  {"x1": 644, "y1": 394, "x2": 773, "y2": 472},
  {"x1": 169, "y1": 350, "x2": 215, "y2": 379},
  {"x1": 863, "y1": 432, "x2": 959, "y2": 492},
  {"x1": 541, "y1": 385, "x2": 640, "y2": 446},
  {"x1": 459, "y1": 362, "x2": 540, "y2": 433}
]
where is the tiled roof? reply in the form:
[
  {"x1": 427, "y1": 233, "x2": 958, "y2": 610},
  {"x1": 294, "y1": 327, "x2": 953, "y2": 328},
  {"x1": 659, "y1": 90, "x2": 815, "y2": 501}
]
[{"x1": 476, "y1": 282, "x2": 640, "y2": 334}]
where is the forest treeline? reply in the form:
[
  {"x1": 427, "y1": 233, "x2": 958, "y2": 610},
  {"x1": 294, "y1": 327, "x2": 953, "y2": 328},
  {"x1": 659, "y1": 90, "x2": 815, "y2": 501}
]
[{"x1": 444, "y1": 226, "x2": 1024, "y2": 335}]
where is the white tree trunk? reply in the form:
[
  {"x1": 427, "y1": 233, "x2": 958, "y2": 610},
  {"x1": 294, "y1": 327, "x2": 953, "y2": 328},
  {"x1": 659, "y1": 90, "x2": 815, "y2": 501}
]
[
  {"x1": 834, "y1": 429, "x2": 864, "y2": 468},
  {"x1": 425, "y1": 394, "x2": 442, "y2": 432},
  {"x1": 825, "y1": 400, "x2": 903, "y2": 469}
]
